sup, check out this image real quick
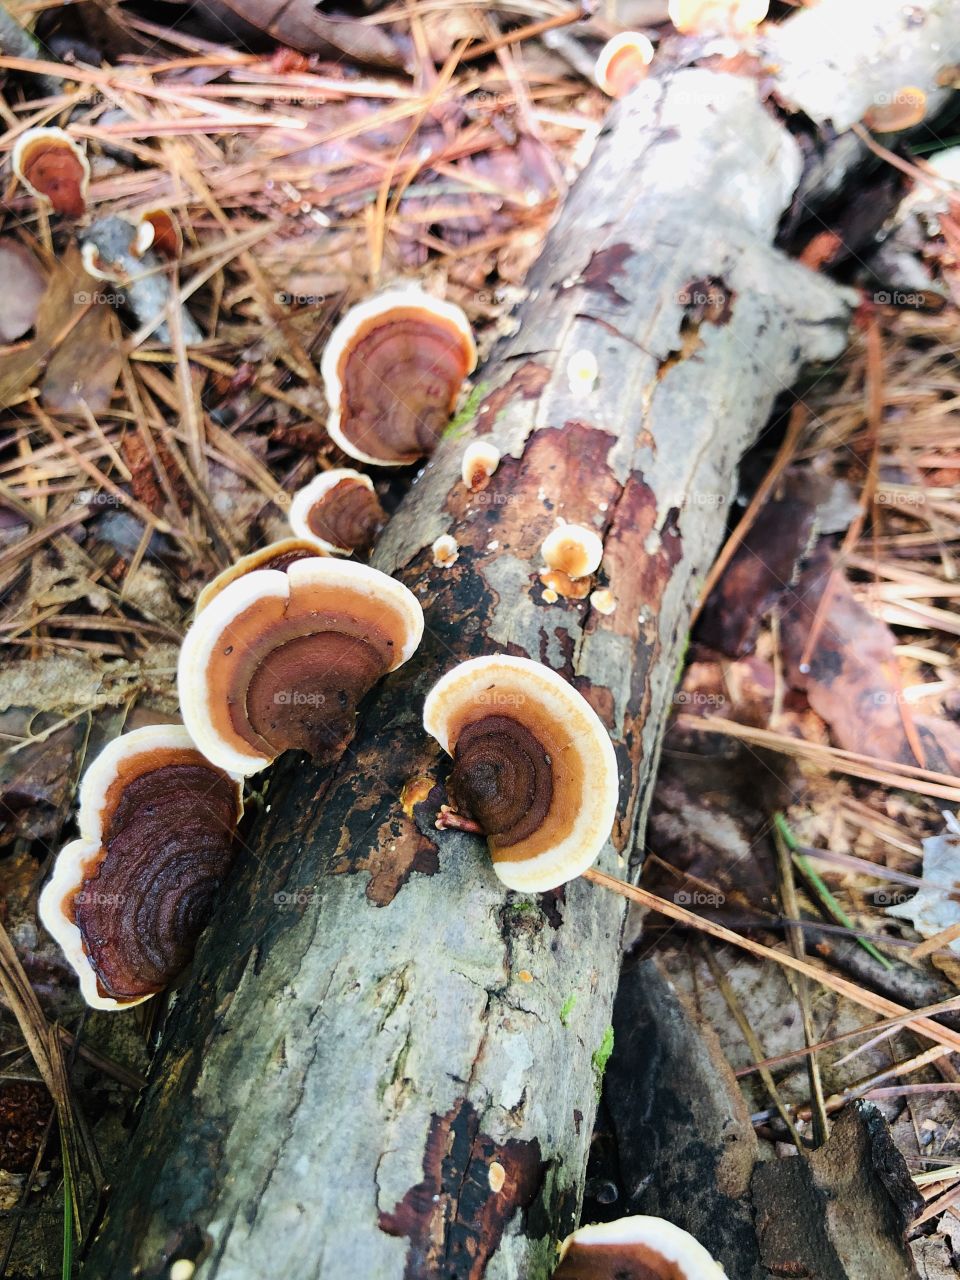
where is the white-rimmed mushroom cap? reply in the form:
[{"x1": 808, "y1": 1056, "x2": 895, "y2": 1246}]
[
  {"x1": 541, "y1": 524, "x2": 604, "y2": 580},
  {"x1": 195, "y1": 539, "x2": 326, "y2": 614},
  {"x1": 179, "y1": 557, "x2": 424, "y2": 777},
  {"x1": 462, "y1": 441, "x2": 501, "y2": 491},
  {"x1": 38, "y1": 724, "x2": 242, "y2": 1011},
  {"x1": 668, "y1": 0, "x2": 768, "y2": 35},
  {"x1": 595, "y1": 32, "x2": 655, "y2": 98},
  {"x1": 423, "y1": 655, "x2": 618, "y2": 893},
  {"x1": 12, "y1": 127, "x2": 90, "y2": 218},
  {"x1": 288, "y1": 468, "x2": 385, "y2": 555},
  {"x1": 555, "y1": 1216, "x2": 726, "y2": 1278},
  {"x1": 321, "y1": 285, "x2": 477, "y2": 467}
]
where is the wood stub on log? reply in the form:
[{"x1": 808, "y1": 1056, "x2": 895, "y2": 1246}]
[
  {"x1": 589, "y1": 957, "x2": 766, "y2": 1280},
  {"x1": 589, "y1": 960, "x2": 924, "y2": 1280},
  {"x1": 84, "y1": 72, "x2": 849, "y2": 1280},
  {"x1": 752, "y1": 1101, "x2": 923, "y2": 1279}
]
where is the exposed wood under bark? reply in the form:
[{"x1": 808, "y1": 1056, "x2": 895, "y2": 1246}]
[{"x1": 83, "y1": 61, "x2": 847, "y2": 1280}]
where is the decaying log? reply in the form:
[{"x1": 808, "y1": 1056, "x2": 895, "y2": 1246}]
[
  {"x1": 752, "y1": 1101, "x2": 923, "y2": 1280},
  {"x1": 585, "y1": 962, "x2": 926, "y2": 1280},
  {"x1": 589, "y1": 957, "x2": 765, "y2": 1279},
  {"x1": 84, "y1": 63, "x2": 847, "y2": 1280}
]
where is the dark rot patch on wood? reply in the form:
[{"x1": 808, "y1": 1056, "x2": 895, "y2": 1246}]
[
  {"x1": 379, "y1": 1099, "x2": 545, "y2": 1280},
  {"x1": 576, "y1": 243, "x2": 634, "y2": 306},
  {"x1": 600, "y1": 481, "x2": 684, "y2": 849},
  {"x1": 473, "y1": 360, "x2": 551, "y2": 435},
  {"x1": 331, "y1": 809, "x2": 439, "y2": 906},
  {"x1": 447, "y1": 422, "x2": 618, "y2": 576},
  {"x1": 679, "y1": 276, "x2": 736, "y2": 328}
]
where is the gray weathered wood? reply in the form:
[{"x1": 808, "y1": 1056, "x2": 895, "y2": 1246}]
[{"x1": 82, "y1": 70, "x2": 849, "y2": 1280}]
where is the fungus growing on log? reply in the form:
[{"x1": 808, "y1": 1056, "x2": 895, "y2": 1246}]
[
  {"x1": 431, "y1": 533, "x2": 460, "y2": 567},
  {"x1": 37, "y1": 725, "x2": 242, "y2": 1010},
  {"x1": 863, "y1": 87, "x2": 927, "y2": 132},
  {"x1": 553, "y1": 1216, "x2": 726, "y2": 1278},
  {"x1": 131, "y1": 208, "x2": 183, "y2": 260},
  {"x1": 12, "y1": 127, "x2": 90, "y2": 218},
  {"x1": 542, "y1": 523, "x2": 604, "y2": 580},
  {"x1": 288, "y1": 468, "x2": 386, "y2": 554},
  {"x1": 423, "y1": 655, "x2": 618, "y2": 892},
  {"x1": 595, "y1": 33, "x2": 655, "y2": 98},
  {"x1": 668, "y1": 0, "x2": 768, "y2": 35},
  {"x1": 179, "y1": 558, "x2": 423, "y2": 776},
  {"x1": 195, "y1": 539, "x2": 325, "y2": 613},
  {"x1": 321, "y1": 286, "x2": 477, "y2": 466},
  {"x1": 461, "y1": 440, "x2": 501, "y2": 491}
]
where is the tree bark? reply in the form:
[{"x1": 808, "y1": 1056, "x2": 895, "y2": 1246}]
[{"x1": 83, "y1": 67, "x2": 852, "y2": 1280}]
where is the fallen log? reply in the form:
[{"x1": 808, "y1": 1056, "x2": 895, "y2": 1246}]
[{"x1": 83, "y1": 62, "x2": 847, "y2": 1278}]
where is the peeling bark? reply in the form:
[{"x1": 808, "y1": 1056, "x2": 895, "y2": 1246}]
[{"x1": 84, "y1": 69, "x2": 850, "y2": 1280}]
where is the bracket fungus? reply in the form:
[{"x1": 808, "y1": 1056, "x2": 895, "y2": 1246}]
[
  {"x1": 179, "y1": 558, "x2": 423, "y2": 776},
  {"x1": 195, "y1": 538, "x2": 325, "y2": 613},
  {"x1": 461, "y1": 440, "x2": 501, "y2": 491},
  {"x1": 288, "y1": 468, "x2": 386, "y2": 555},
  {"x1": 542, "y1": 523, "x2": 604, "y2": 580},
  {"x1": 554, "y1": 1216, "x2": 726, "y2": 1279},
  {"x1": 668, "y1": 0, "x2": 768, "y2": 35},
  {"x1": 12, "y1": 127, "x2": 90, "y2": 218},
  {"x1": 37, "y1": 725, "x2": 242, "y2": 1010},
  {"x1": 131, "y1": 208, "x2": 183, "y2": 260},
  {"x1": 423, "y1": 655, "x2": 618, "y2": 893},
  {"x1": 321, "y1": 286, "x2": 477, "y2": 466},
  {"x1": 595, "y1": 33, "x2": 655, "y2": 98}
]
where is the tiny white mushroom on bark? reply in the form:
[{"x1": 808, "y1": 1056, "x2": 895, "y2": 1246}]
[
  {"x1": 461, "y1": 440, "x2": 501, "y2": 491},
  {"x1": 542, "y1": 524, "x2": 604, "y2": 580},
  {"x1": 431, "y1": 534, "x2": 459, "y2": 567},
  {"x1": 566, "y1": 349, "x2": 599, "y2": 396}
]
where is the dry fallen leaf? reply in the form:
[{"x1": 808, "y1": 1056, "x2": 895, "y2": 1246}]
[{"x1": 0, "y1": 239, "x2": 47, "y2": 343}]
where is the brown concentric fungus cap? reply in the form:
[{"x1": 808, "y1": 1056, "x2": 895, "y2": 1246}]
[
  {"x1": 423, "y1": 655, "x2": 618, "y2": 893},
  {"x1": 179, "y1": 557, "x2": 424, "y2": 776},
  {"x1": 195, "y1": 539, "x2": 326, "y2": 614},
  {"x1": 595, "y1": 33, "x2": 655, "y2": 98},
  {"x1": 668, "y1": 0, "x2": 768, "y2": 34},
  {"x1": 321, "y1": 285, "x2": 477, "y2": 467},
  {"x1": 131, "y1": 208, "x2": 183, "y2": 260},
  {"x1": 12, "y1": 127, "x2": 90, "y2": 218},
  {"x1": 288, "y1": 468, "x2": 386, "y2": 555},
  {"x1": 554, "y1": 1216, "x2": 726, "y2": 1279},
  {"x1": 541, "y1": 524, "x2": 604, "y2": 580},
  {"x1": 37, "y1": 725, "x2": 242, "y2": 1010}
]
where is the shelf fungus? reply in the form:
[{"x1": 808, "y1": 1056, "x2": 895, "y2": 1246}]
[
  {"x1": 863, "y1": 87, "x2": 927, "y2": 133},
  {"x1": 131, "y1": 208, "x2": 183, "y2": 260},
  {"x1": 595, "y1": 33, "x2": 655, "y2": 98},
  {"x1": 668, "y1": 0, "x2": 768, "y2": 35},
  {"x1": 431, "y1": 533, "x2": 460, "y2": 568},
  {"x1": 37, "y1": 725, "x2": 243, "y2": 1010},
  {"x1": 195, "y1": 539, "x2": 326, "y2": 613},
  {"x1": 542, "y1": 524, "x2": 604, "y2": 581},
  {"x1": 423, "y1": 655, "x2": 618, "y2": 893},
  {"x1": 12, "y1": 127, "x2": 90, "y2": 218},
  {"x1": 179, "y1": 558, "x2": 424, "y2": 776},
  {"x1": 321, "y1": 286, "x2": 477, "y2": 466},
  {"x1": 288, "y1": 468, "x2": 386, "y2": 555},
  {"x1": 553, "y1": 1216, "x2": 725, "y2": 1279},
  {"x1": 461, "y1": 440, "x2": 501, "y2": 492}
]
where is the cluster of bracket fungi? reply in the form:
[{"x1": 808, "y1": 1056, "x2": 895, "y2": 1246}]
[
  {"x1": 39, "y1": 278, "x2": 620, "y2": 1017},
  {"x1": 19, "y1": 46, "x2": 750, "y2": 1280}
]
